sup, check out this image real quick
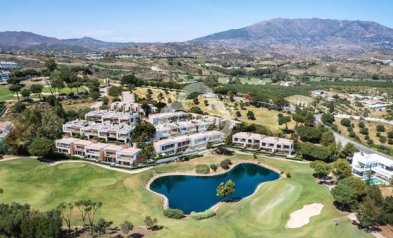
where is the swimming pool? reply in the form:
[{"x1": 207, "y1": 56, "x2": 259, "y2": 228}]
[{"x1": 369, "y1": 177, "x2": 385, "y2": 185}]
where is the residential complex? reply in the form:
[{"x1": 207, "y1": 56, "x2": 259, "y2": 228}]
[
  {"x1": 154, "y1": 130, "x2": 225, "y2": 155},
  {"x1": 55, "y1": 138, "x2": 141, "y2": 166},
  {"x1": 0, "y1": 61, "x2": 20, "y2": 69},
  {"x1": 85, "y1": 110, "x2": 139, "y2": 125},
  {"x1": 232, "y1": 132, "x2": 294, "y2": 155},
  {"x1": 351, "y1": 152, "x2": 393, "y2": 184},
  {"x1": 154, "y1": 119, "x2": 211, "y2": 140},
  {"x1": 0, "y1": 70, "x2": 10, "y2": 82}
]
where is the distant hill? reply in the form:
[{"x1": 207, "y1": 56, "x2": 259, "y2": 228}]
[
  {"x1": 191, "y1": 18, "x2": 393, "y2": 59},
  {"x1": 193, "y1": 18, "x2": 393, "y2": 46},
  {"x1": 1, "y1": 18, "x2": 393, "y2": 59},
  {"x1": 0, "y1": 31, "x2": 130, "y2": 52}
]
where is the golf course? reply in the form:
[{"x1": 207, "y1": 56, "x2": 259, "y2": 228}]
[{"x1": 0, "y1": 154, "x2": 372, "y2": 238}]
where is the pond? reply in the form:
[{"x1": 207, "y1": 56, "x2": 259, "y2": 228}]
[{"x1": 149, "y1": 163, "x2": 280, "y2": 214}]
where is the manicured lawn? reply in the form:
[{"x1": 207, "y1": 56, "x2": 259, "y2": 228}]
[
  {"x1": 0, "y1": 155, "x2": 372, "y2": 237},
  {"x1": 0, "y1": 86, "x2": 16, "y2": 100}
]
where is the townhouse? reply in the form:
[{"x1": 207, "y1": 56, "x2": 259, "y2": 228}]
[
  {"x1": 153, "y1": 130, "x2": 225, "y2": 155},
  {"x1": 351, "y1": 152, "x2": 393, "y2": 184},
  {"x1": 154, "y1": 119, "x2": 211, "y2": 140},
  {"x1": 55, "y1": 138, "x2": 141, "y2": 166},
  {"x1": 148, "y1": 111, "x2": 190, "y2": 125},
  {"x1": 110, "y1": 101, "x2": 142, "y2": 113},
  {"x1": 63, "y1": 120, "x2": 134, "y2": 143},
  {"x1": 232, "y1": 132, "x2": 294, "y2": 154},
  {"x1": 85, "y1": 110, "x2": 139, "y2": 125}
]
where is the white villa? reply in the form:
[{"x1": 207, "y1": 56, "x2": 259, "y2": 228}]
[
  {"x1": 351, "y1": 152, "x2": 393, "y2": 184},
  {"x1": 153, "y1": 130, "x2": 225, "y2": 155},
  {"x1": 232, "y1": 132, "x2": 294, "y2": 154},
  {"x1": 55, "y1": 138, "x2": 141, "y2": 166}
]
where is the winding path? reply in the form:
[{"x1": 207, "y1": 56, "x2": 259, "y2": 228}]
[{"x1": 48, "y1": 160, "x2": 153, "y2": 174}]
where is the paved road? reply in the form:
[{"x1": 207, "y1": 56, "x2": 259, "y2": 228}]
[{"x1": 315, "y1": 114, "x2": 393, "y2": 159}]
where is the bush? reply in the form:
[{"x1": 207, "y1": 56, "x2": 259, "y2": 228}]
[
  {"x1": 219, "y1": 159, "x2": 233, "y2": 170},
  {"x1": 340, "y1": 118, "x2": 351, "y2": 127},
  {"x1": 120, "y1": 220, "x2": 134, "y2": 234},
  {"x1": 379, "y1": 136, "x2": 387, "y2": 144},
  {"x1": 388, "y1": 138, "x2": 393, "y2": 145},
  {"x1": 163, "y1": 208, "x2": 184, "y2": 219},
  {"x1": 210, "y1": 164, "x2": 218, "y2": 172},
  {"x1": 359, "y1": 127, "x2": 369, "y2": 135},
  {"x1": 190, "y1": 210, "x2": 217, "y2": 220},
  {"x1": 376, "y1": 125, "x2": 386, "y2": 132},
  {"x1": 358, "y1": 121, "x2": 366, "y2": 128},
  {"x1": 388, "y1": 131, "x2": 393, "y2": 139},
  {"x1": 286, "y1": 172, "x2": 291, "y2": 178},
  {"x1": 195, "y1": 164, "x2": 210, "y2": 174}
]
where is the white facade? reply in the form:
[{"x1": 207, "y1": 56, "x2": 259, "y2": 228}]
[
  {"x1": 351, "y1": 152, "x2": 393, "y2": 183},
  {"x1": 63, "y1": 120, "x2": 134, "y2": 143},
  {"x1": 85, "y1": 110, "x2": 139, "y2": 125},
  {"x1": 55, "y1": 138, "x2": 141, "y2": 166},
  {"x1": 232, "y1": 132, "x2": 294, "y2": 154},
  {"x1": 154, "y1": 119, "x2": 211, "y2": 140},
  {"x1": 153, "y1": 130, "x2": 224, "y2": 155}
]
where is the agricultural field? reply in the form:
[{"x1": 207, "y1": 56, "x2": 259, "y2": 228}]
[{"x1": 0, "y1": 154, "x2": 372, "y2": 238}]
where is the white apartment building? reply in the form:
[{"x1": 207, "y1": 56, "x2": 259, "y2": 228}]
[
  {"x1": 115, "y1": 147, "x2": 141, "y2": 166},
  {"x1": 85, "y1": 143, "x2": 109, "y2": 160},
  {"x1": 153, "y1": 130, "x2": 224, "y2": 155},
  {"x1": 154, "y1": 119, "x2": 211, "y2": 140},
  {"x1": 85, "y1": 110, "x2": 139, "y2": 125},
  {"x1": 232, "y1": 132, "x2": 294, "y2": 154},
  {"x1": 63, "y1": 120, "x2": 134, "y2": 143},
  {"x1": 351, "y1": 152, "x2": 393, "y2": 184},
  {"x1": 55, "y1": 138, "x2": 141, "y2": 166},
  {"x1": 148, "y1": 111, "x2": 190, "y2": 125},
  {"x1": 110, "y1": 101, "x2": 142, "y2": 113}
]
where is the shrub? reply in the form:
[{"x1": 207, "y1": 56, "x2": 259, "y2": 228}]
[
  {"x1": 163, "y1": 208, "x2": 184, "y2": 219},
  {"x1": 388, "y1": 138, "x2": 393, "y2": 145},
  {"x1": 379, "y1": 136, "x2": 387, "y2": 144},
  {"x1": 220, "y1": 160, "x2": 230, "y2": 170},
  {"x1": 195, "y1": 164, "x2": 210, "y2": 174},
  {"x1": 358, "y1": 121, "x2": 366, "y2": 128},
  {"x1": 120, "y1": 220, "x2": 134, "y2": 234},
  {"x1": 214, "y1": 147, "x2": 234, "y2": 155},
  {"x1": 376, "y1": 125, "x2": 386, "y2": 132},
  {"x1": 340, "y1": 118, "x2": 351, "y2": 127},
  {"x1": 286, "y1": 172, "x2": 291, "y2": 178},
  {"x1": 388, "y1": 131, "x2": 393, "y2": 139},
  {"x1": 210, "y1": 164, "x2": 218, "y2": 172},
  {"x1": 359, "y1": 127, "x2": 369, "y2": 135},
  {"x1": 190, "y1": 210, "x2": 217, "y2": 220}
]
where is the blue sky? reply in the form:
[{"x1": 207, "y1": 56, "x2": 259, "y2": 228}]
[{"x1": 1, "y1": 0, "x2": 392, "y2": 42}]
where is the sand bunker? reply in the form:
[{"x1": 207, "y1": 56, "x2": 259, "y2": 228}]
[{"x1": 286, "y1": 203, "x2": 324, "y2": 228}]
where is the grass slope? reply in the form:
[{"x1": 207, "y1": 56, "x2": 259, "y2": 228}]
[{"x1": 0, "y1": 155, "x2": 372, "y2": 238}]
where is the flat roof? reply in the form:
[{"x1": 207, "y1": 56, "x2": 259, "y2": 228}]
[
  {"x1": 56, "y1": 137, "x2": 81, "y2": 143},
  {"x1": 85, "y1": 143, "x2": 110, "y2": 150},
  {"x1": 117, "y1": 147, "x2": 141, "y2": 155},
  {"x1": 74, "y1": 140, "x2": 94, "y2": 146}
]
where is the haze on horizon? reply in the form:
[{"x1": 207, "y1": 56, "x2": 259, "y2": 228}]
[{"x1": 1, "y1": 0, "x2": 393, "y2": 43}]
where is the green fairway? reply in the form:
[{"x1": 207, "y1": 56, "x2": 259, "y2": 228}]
[
  {"x1": 0, "y1": 155, "x2": 372, "y2": 238},
  {"x1": 0, "y1": 86, "x2": 16, "y2": 100}
]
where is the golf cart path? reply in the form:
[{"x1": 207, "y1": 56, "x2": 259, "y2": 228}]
[{"x1": 48, "y1": 160, "x2": 153, "y2": 174}]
